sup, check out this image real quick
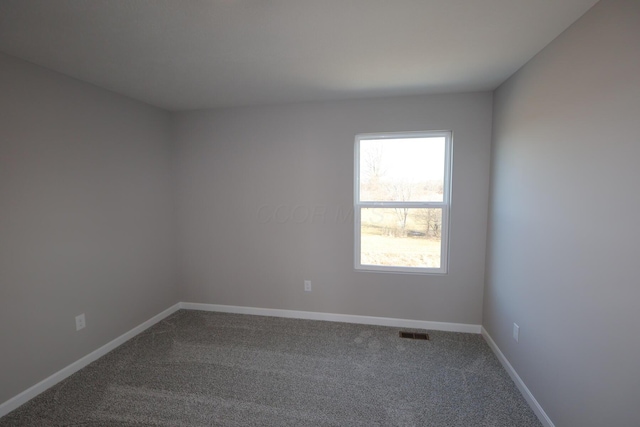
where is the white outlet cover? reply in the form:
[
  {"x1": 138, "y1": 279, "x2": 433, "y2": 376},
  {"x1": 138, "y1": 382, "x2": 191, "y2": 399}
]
[
  {"x1": 76, "y1": 314, "x2": 86, "y2": 331},
  {"x1": 304, "y1": 280, "x2": 311, "y2": 292},
  {"x1": 513, "y1": 323, "x2": 519, "y2": 342}
]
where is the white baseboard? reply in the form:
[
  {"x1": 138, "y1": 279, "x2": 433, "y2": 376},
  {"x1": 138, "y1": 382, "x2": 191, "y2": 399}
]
[
  {"x1": 180, "y1": 302, "x2": 482, "y2": 334},
  {"x1": 0, "y1": 303, "x2": 181, "y2": 419},
  {"x1": 481, "y1": 327, "x2": 555, "y2": 427}
]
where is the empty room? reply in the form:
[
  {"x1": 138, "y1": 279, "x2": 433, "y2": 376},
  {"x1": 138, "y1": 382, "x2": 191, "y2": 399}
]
[{"x1": 1, "y1": 0, "x2": 638, "y2": 426}]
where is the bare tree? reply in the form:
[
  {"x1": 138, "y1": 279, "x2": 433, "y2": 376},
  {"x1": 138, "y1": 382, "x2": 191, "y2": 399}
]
[
  {"x1": 361, "y1": 141, "x2": 388, "y2": 201},
  {"x1": 416, "y1": 208, "x2": 442, "y2": 237},
  {"x1": 363, "y1": 140, "x2": 385, "y2": 183},
  {"x1": 389, "y1": 182, "x2": 412, "y2": 234}
]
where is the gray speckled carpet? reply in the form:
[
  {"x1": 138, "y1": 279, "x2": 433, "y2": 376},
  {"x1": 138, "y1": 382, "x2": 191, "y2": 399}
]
[{"x1": 0, "y1": 310, "x2": 541, "y2": 426}]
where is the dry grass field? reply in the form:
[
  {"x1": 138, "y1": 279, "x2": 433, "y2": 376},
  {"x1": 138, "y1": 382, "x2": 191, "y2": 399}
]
[
  {"x1": 360, "y1": 208, "x2": 442, "y2": 268},
  {"x1": 360, "y1": 234, "x2": 441, "y2": 268}
]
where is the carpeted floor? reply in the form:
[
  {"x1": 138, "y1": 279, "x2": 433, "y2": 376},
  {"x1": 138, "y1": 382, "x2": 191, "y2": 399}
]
[{"x1": 0, "y1": 310, "x2": 542, "y2": 426}]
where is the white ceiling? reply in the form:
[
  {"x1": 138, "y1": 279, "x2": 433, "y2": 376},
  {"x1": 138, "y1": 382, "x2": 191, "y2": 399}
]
[{"x1": 0, "y1": 0, "x2": 598, "y2": 111}]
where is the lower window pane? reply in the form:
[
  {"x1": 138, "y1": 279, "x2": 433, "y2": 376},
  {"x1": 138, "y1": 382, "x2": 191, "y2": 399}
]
[{"x1": 360, "y1": 208, "x2": 442, "y2": 269}]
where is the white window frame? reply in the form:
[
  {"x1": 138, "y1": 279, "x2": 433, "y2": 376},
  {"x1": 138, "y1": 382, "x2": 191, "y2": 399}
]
[{"x1": 354, "y1": 130, "x2": 452, "y2": 274}]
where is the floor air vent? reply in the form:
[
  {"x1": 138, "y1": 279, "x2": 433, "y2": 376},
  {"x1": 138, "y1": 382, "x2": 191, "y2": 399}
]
[{"x1": 399, "y1": 331, "x2": 430, "y2": 340}]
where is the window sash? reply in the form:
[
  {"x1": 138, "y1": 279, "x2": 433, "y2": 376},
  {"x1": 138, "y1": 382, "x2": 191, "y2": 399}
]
[
  {"x1": 354, "y1": 131, "x2": 452, "y2": 274},
  {"x1": 357, "y1": 201, "x2": 447, "y2": 208},
  {"x1": 354, "y1": 206, "x2": 449, "y2": 274}
]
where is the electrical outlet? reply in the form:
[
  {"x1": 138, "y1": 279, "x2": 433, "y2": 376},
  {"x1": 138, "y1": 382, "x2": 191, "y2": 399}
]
[
  {"x1": 76, "y1": 313, "x2": 86, "y2": 331},
  {"x1": 304, "y1": 280, "x2": 312, "y2": 292},
  {"x1": 513, "y1": 323, "x2": 519, "y2": 342}
]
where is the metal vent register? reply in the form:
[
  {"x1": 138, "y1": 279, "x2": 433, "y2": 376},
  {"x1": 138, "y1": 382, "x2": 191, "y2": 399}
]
[{"x1": 399, "y1": 331, "x2": 430, "y2": 340}]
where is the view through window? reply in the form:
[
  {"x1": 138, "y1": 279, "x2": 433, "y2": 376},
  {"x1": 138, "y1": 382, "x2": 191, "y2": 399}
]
[{"x1": 355, "y1": 131, "x2": 451, "y2": 273}]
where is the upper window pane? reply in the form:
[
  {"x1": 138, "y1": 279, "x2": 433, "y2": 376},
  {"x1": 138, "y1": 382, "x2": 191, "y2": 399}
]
[{"x1": 359, "y1": 136, "x2": 446, "y2": 202}]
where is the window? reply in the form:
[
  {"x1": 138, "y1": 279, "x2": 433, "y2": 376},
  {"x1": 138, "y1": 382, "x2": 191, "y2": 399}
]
[{"x1": 354, "y1": 131, "x2": 452, "y2": 274}]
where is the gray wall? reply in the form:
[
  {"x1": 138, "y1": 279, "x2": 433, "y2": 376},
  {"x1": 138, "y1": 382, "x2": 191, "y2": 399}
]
[
  {"x1": 484, "y1": 0, "x2": 640, "y2": 425},
  {"x1": 0, "y1": 53, "x2": 178, "y2": 404},
  {"x1": 174, "y1": 93, "x2": 493, "y2": 325}
]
